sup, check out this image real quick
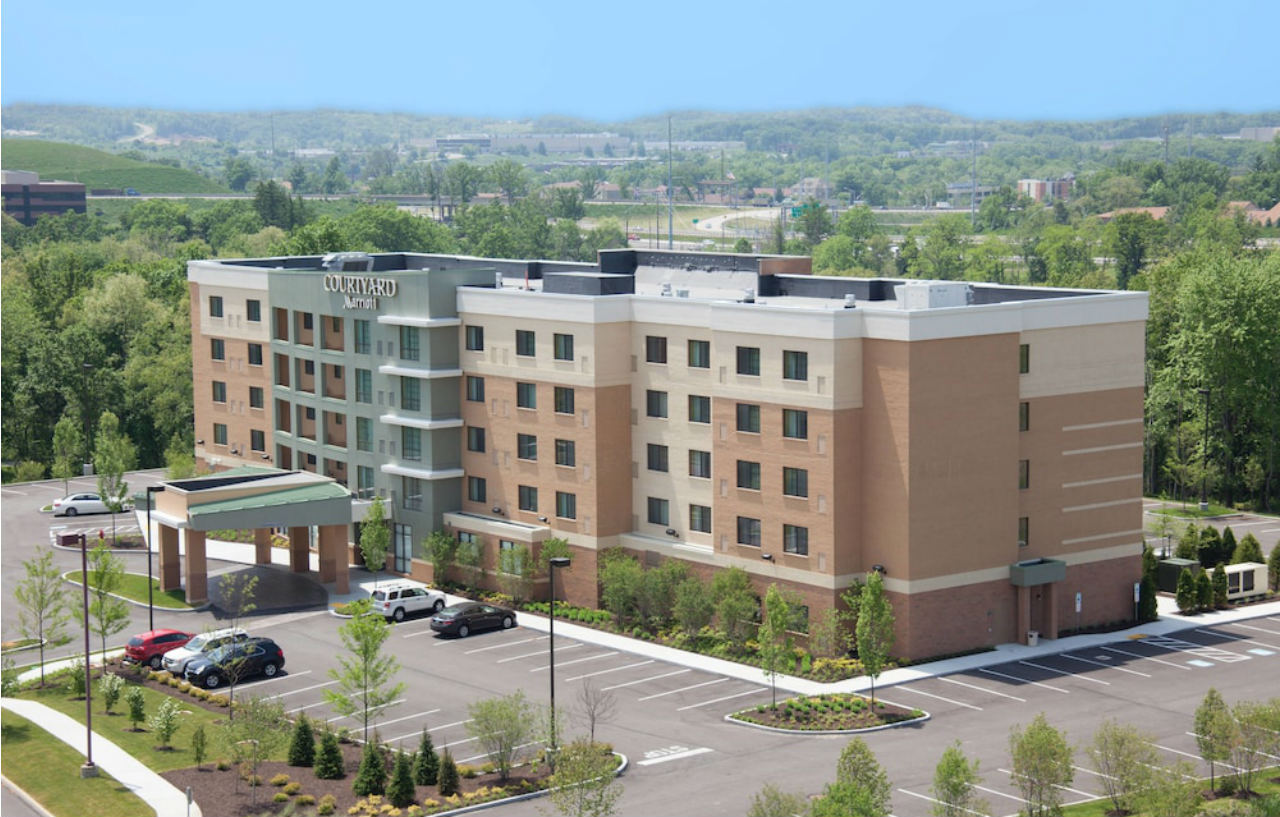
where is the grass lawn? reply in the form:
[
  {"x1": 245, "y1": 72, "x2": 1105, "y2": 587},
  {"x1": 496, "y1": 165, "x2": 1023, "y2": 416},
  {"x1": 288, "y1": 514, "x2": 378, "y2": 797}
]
[
  {"x1": 2, "y1": 138, "x2": 228, "y2": 194},
  {"x1": 1, "y1": 709, "x2": 152, "y2": 817},
  {"x1": 1147, "y1": 502, "x2": 1240, "y2": 519},
  {"x1": 15, "y1": 676, "x2": 284, "y2": 773},
  {"x1": 63, "y1": 571, "x2": 196, "y2": 610},
  {"x1": 1058, "y1": 770, "x2": 1280, "y2": 815}
]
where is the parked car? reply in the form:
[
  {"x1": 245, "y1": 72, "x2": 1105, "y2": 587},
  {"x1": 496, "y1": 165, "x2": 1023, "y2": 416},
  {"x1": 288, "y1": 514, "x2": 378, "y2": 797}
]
[
  {"x1": 51, "y1": 493, "x2": 109, "y2": 517},
  {"x1": 124, "y1": 629, "x2": 195, "y2": 669},
  {"x1": 184, "y1": 637, "x2": 285, "y2": 689},
  {"x1": 161, "y1": 627, "x2": 249, "y2": 675},
  {"x1": 429, "y1": 602, "x2": 517, "y2": 638},
  {"x1": 371, "y1": 580, "x2": 446, "y2": 622}
]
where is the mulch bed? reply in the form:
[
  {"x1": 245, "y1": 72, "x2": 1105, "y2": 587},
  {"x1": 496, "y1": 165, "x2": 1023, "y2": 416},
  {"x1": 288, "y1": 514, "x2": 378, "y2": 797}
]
[{"x1": 731, "y1": 692, "x2": 923, "y2": 731}]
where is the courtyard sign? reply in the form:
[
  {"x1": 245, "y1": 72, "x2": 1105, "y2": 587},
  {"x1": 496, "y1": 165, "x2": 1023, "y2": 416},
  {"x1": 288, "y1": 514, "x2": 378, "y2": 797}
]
[{"x1": 322, "y1": 274, "x2": 398, "y2": 310}]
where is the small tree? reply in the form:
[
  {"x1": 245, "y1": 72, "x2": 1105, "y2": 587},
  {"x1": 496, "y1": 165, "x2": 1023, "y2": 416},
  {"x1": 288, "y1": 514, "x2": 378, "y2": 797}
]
[
  {"x1": 1194, "y1": 687, "x2": 1235, "y2": 791},
  {"x1": 710, "y1": 567, "x2": 758, "y2": 648},
  {"x1": 14, "y1": 548, "x2": 73, "y2": 686},
  {"x1": 1232, "y1": 532, "x2": 1264, "y2": 564},
  {"x1": 856, "y1": 571, "x2": 895, "y2": 709},
  {"x1": 812, "y1": 738, "x2": 891, "y2": 817},
  {"x1": 543, "y1": 738, "x2": 622, "y2": 817},
  {"x1": 930, "y1": 742, "x2": 988, "y2": 817},
  {"x1": 1175, "y1": 568, "x2": 1198, "y2": 613},
  {"x1": 466, "y1": 690, "x2": 540, "y2": 782},
  {"x1": 1220, "y1": 526, "x2": 1238, "y2": 561},
  {"x1": 226, "y1": 697, "x2": 289, "y2": 807},
  {"x1": 51, "y1": 413, "x2": 84, "y2": 496},
  {"x1": 1195, "y1": 570, "x2": 1213, "y2": 611},
  {"x1": 575, "y1": 679, "x2": 617, "y2": 744},
  {"x1": 1174, "y1": 523, "x2": 1200, "y2": 560},
  {"x1": 537, "y1": 537, "x2": 572, "y2": 579},
  {"x1": 315, "y1": 730, "x2": 345, "y2": 779},
  {"x1": 288, "y1": 714, "x2": 316, "y2": 767},
  {"x1": 192, "y1": 725, "x2": 208, "y2": 769},
  {"x1": 672, "y1": 576, "x2": 714, "y2": 636},
  {"x1": 1008, "y1": 713, "x2": 1073, "y2": 817},
  {"x1": 1270, "y1": 541, "x2": 1280, "y2": 591},
  {"x1": 498, "y1": 541, "x2": 535, "y2": 602},
  {"x1": 360, "y1": 496, "x2": 391, "y2": 589},
  {"x1": 599, "y1": 554, "x2": 644, "y2": 626},
  {"x1": 387, "y1": 749, "x2": 415, "y2": 807},
  {"x1": 437, "y1": 749, "x2": 460, "y2": 797},
  {"x1": 1229, "y1": 699, "x2": 1278, "y2": 796},
  {"x1": 413, "y1": 729, "x2": 439, "y2": 786},
  {"x1": 93, "y1": 410, "x2": 137, "y2": 546},
  {"x1": 455, "y1": 534, "x2": 483, "y2": 588},
  {"x1": 746, "y1": 783, "x2": 809, "y2": 817},
  {"x1": 86, "y1": 544, "x2": 130, "y2": 662},
  {"x1": 98, "y1": 672, "x2": 125, "y2": 714},
  {"x1": 1136, "y1": 760, "x2": 1201, "y2": 817},
  {"x1": 807, "y1": 607, "x2": 854, "y2": 659},
  {"x1": 1211, "y1": 563, "x2": 1229, "y2": 608},
  {"x1": 325, "y1": 612, "x2": 405, "y2": 742},
  {"x1": 218, "y1": 572, "x2": 259, "y2": 715},
  {"x1": 125, "y1": 686, "x2": 146, "y2": 730},
  {"x1": 757, "y1": 584, "x2": 793, "y2": 708},
  {"x1": 425, "y1": 529, "x2": 458, "y2": 585},
  {"x1": 1087, "y1": 719, "x2": 1157, "y2": 815},
  {"x1": 149, "y1": 698, "x2": 182, "y2": 749}
]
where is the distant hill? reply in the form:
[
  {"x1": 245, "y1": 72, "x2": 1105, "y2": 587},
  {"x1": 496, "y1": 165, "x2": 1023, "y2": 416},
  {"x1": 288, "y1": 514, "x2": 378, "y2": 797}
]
[{"x1": 1, "y1": 138, "x2": 228, "y2": 194}]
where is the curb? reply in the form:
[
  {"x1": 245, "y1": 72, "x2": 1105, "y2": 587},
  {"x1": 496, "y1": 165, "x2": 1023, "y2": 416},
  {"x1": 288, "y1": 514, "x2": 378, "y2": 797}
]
[
  {"x1": 725, "y1": 710, "x2": 930, "y2": 736},
  {"x1": 426, "y1": 752, "x2": 628, "y2": 817},
  {"x1": 1, "y1": 639, "x2": 46, "y2": 657},
  {"x1": 60, "y1": 572, "x2": 210, "y2": 614},
  {"x1": 0, "y1": 774, "x2": 56, "y2": 817}
]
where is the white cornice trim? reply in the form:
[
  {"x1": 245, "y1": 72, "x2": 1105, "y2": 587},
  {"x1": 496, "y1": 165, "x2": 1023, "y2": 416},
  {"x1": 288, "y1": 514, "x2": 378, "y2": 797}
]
[
  {"x1": 377, "y1": 365, "x2": 462, "y2": 379},
  {"x1": 376, "y1": 316, "x2": 461, "y2": 328},
  {"x1": 379, "y1": 414, "x2": 464, "y2": 430},
  {"x1": 379, "y1": 464, "x2": 464, "y2": 480}
]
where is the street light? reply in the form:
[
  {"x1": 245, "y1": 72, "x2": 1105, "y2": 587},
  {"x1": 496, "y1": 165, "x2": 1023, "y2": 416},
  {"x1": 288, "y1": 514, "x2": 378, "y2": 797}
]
[
  {"x1": 1197, "y1": 387, "x2": 1211, "y2": 512},
  {"x1": 146, "y1": 486, "x2": 166, "y2": 631},
  {"x1": 547, "y1": 556, "x2": 571, "y2": 760},
  {"x1": 78, "y1": 532, "x2": 97, "y2": 778}
]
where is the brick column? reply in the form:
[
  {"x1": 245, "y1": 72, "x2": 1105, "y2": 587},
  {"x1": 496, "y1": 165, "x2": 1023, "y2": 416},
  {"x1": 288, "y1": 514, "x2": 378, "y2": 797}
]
[
  {"x1": 185, "y1": 529, "x2": 208, "y2": 605},
  {"x1": 1017, "y1": 585, "x2": 1031, "y2": 643},
  {"x1": 1045, "y1": 582, "x2": 1060, "y2": 639},
  {"x1": 318, "y1": 524, "x2": 349, "y2": 593},
  {"x1": 254, "y1": 528, "x2": 273, "y2": 565},
  {"x1": 288, "y1": 526, "x2": 310, "y2": 573},
  {"x1": 158, "y1": 525, "x2": 181, "y2": 591}
]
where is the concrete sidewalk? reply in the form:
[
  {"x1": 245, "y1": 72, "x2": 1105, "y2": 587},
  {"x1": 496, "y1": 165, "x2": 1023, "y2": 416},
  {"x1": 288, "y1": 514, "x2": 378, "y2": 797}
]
[{"x1": 0, "y1": 697, "x2": 200, "y2": 817}]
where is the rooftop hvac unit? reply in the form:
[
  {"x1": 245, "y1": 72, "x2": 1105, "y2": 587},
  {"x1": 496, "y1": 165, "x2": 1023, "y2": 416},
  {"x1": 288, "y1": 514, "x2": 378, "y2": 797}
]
[
  {"x1": 742, "y1": 288, "x2": 755, "y2": 303},
  {"x1": 660, "y1": 282, "x2": 673, "y2": 297},
  {"x1": 321, "y1": 252, "x2": 374, "y2": 272},
  {"x1": 843, "y1": 293, "x2": 857, "y2": 309},
  {"x1": 495, "y1": 272, "x2": 504, "y2": 288},
  {"x1": 676, "y1": 289, "x2": 690, "y2": 298}
]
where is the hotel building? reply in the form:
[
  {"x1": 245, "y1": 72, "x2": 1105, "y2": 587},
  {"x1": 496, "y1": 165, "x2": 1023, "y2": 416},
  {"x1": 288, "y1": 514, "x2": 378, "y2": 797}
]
[{"x1": 188, "y1": 249, "x2": 1148, "y2": 660}]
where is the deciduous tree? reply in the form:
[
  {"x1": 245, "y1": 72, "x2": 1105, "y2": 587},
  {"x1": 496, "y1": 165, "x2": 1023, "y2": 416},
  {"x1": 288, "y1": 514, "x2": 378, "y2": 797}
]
[
  {"x1": 14, "y1": 548, "x2": 72, "y2": 685},
  {"x1": 856, "y1": 571, "x2": 894, "y2": 709},
  {"x1": 543, "y1": 738, "x2": 622, "y2": 817},
  {"x1": 1008, "y1": 713, "x2": 1073, "y2": 817},
  {"x1": 325, "y1": 613, "x2": 404, "y2": 742},
  {"x1": 466, "y1": 690, "x2": 540, "y2": 782},
  {"x1": 51, "y1": 413, "x2": 83, "y2": 495},
  {"x1": 930, "y1": 742, "x2": 987, "y2": 817},
  {"x1": 757, "y1": 584, "x2": 792, "y2": 708},
  {"x1": 86, "y1": 544, "x2": 129, "y2": 662},
  {"x1": 1086, "y1": 719, "x2": 1157, "y2": 815},
  {"x1": 93, "y1": 410, "x2": 136, "y2": 546},
  {"x1": 360, "y1": 495, "x2": 390, "y2": 589}
]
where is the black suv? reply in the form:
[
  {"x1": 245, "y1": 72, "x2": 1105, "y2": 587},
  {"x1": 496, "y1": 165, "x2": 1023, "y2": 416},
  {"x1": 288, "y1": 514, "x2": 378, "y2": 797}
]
[{"x1": 184, "y1": 637, "x2": 285, "y2": 689}]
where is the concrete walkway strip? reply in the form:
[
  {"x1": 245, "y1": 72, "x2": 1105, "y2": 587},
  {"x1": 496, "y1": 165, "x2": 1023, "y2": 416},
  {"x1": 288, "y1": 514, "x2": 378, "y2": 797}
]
[{"x1": 0, "y1": 697, "x2": 201, "y2": 817}]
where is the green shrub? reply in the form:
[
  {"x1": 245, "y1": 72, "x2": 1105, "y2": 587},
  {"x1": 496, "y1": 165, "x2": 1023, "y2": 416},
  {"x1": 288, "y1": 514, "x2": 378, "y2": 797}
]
[
  {"x1": 315, "y1": 730, "x2": 344, "y2": 780},
  {"x1": 269, "y1": 773, "x2": 290, "y2": 787},
  {"x1": 437, "y1": 750, "x2": 460, "y2": 797},
  {"x1": 413, "y1": 729, "x2": 438, "y2": 786},
  {"x1": 296, "y1": 794, "x2": 315, "y2": 805},
  {"x1": 216, "y1": 758, "x2": 231, "y2": 771},
  {"x1": 287, "y1": 714, "x2": 316, "y2": 767},
  {"x1": 387, "y1": 750, "x2": 416, "y2": 808},
  {"x1": 272, "y1": 792, "x2": 289, "y2": 803},
  {"x1": 65, "y1": 660, "x2": 87, "y2": 697},
  {"x1": 458, "y1": 764, "x2": 478, "y2": 779},
  {"x1": 125, "y1": 685, "x2": 146, "y2": 729},
  {"x1": 283, "y1": 782, "x2": 301, "y2": 795},
  {"x1": 316, "y1": 793, "x2": 337, "y2": 815},
  {"x1": 352, "y1": 739, "x2": 386, "y2": 796}
]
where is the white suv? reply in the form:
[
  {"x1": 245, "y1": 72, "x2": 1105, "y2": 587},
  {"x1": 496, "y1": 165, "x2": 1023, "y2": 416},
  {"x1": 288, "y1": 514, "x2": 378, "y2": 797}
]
[
  {"x1": 161, "y1": 627, "x2": 249, "y2": 675},
  {"x1": 371, "y1": 581, "x2": 446, "y2": 622}
]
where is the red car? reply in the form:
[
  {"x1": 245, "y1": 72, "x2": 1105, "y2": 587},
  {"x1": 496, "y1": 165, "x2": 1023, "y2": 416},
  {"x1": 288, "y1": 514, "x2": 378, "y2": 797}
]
[{"x1": 124, "y1": 629, "x2": 195, "y2": 669}]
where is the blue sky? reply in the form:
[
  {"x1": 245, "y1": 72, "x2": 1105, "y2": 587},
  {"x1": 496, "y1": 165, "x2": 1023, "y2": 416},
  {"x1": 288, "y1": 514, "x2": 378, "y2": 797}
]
[{"x1": 3, "y1": 0, "x2": 1277, "y2": 122}]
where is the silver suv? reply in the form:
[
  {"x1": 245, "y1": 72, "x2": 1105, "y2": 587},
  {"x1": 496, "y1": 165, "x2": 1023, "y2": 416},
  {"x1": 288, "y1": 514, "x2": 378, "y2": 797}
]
[
  {"x1": 161, "y1": 627, "x2": 249, "y2": 675},
  {"x1": 371, "y1": 580, "x2": 446, "y2": 622}
]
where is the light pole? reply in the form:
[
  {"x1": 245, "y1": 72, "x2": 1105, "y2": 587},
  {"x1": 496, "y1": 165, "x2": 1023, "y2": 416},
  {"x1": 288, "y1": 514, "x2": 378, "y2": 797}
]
[
  {"x1": 78, "y1": 532, "x2": 97, "y2": 778},
  {"x1": 145, "y1": 486, "x2": 165, "y2": 632},
  {"x1": 1197, "y1": 387, "x2": 1211, "y2": 512},
  {"x1": 547, "y1": 556, "x2": 571, "y2": 760}
]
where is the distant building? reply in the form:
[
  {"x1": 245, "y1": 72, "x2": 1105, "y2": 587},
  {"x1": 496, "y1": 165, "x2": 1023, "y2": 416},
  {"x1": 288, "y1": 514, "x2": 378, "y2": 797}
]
[
  {"x1": 434, "y1": 135, "x2": 493, "y2": 153},
  {"x1": 1096, "y1": 206, "x2": 1171, "y2": 223},
  {"x1": 1237, "y1": 126, "x2": 1280, "y2": 142},
  {"x1": 1, "y1": 170, "x2": 87, "y2": 226},
  {"x1": 1018, "y1": 175, "x2": 1075, "y2": 203},
  {"x1": 946, "y1": 181, "x2": 997, "y2": 206},
  {"x1": 643, "y1": 140, "x2": 747, "y2": 153}
]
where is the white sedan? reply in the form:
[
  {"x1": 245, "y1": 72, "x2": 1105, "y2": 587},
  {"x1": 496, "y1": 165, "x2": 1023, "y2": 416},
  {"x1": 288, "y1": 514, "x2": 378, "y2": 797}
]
[{"x1": 52, "y1": 493, "x2": 110, "y2": 516}]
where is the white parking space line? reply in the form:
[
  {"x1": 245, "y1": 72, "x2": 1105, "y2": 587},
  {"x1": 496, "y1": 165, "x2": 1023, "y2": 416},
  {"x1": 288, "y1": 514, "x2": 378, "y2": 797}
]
[
  {"x1": 243, "y1": 669, "x2": 311, "y2": 689},
  {"x1": 897, "y1": 788, "x2": 991, "y2": 816},
  {"x1": 426, "y1": 718, "x2": 474, "y2": 732},
  {"x1": 977, "y1": 668, "x2": 1069, "y2": 694},
  {"x1": 938, "y1": 676, "x2": 1027, "y2": 702},
  {"x1": 1230, "y1": 621, "x2": 1280, "y2": 637},
  {"x1": 998, "y1": 768, "x2": 1095, "y2": 798},
  {"x1": 972, "y1": 784, "x2": 1024, "y2": 804},
  {"x1": 496, "y1": 643, "x2": 581, "y2": 664},
  {"x1": 565, "y1": 659, "x2": 655, "y2": 682},
  {"x1": 458, "y1": 740, "x2": 540, "y2": 765},
  {"x1": 386, "y1": 718, "x2": 474, "y2": 744},
  {"x1": 1073, "y1": 765, "x2": 1117, "y2": 781},
  {"x1": 637, "y1": 677, "x2": 728, "y2": 701},
  {"x1": 1142, "y1": 634, "x2": 1252, "y2": 663},
  {"x1": 892, "y1": 685, "x2": 983, "y2": 711},
  {"x1": 286, "y1": 701, "x2": 331, "y2": 714},
  {"x1": 1100, "y1": 644, "x2": 1191, "y2": 670},
  {"x1": 464, "y1": 636, "x2": 547, "y2": 654},
  {"x1": 1188, "y1": 732, "x2": 1280, "y2": 761},
  {"x1": 1018, "y1": 659, "x2": 1110, "y2": 685},
  {"x1": 1152, "y1": 742, "x2": 1240, "y2": 771},
  {"x1": 676, "y1": 687, "x2": 768, "y2": 711},
  {"x1": 402, "y1": 628, "x2": 442, "y2": 639},
  {"x1": 262, "y1": 678, "x2": 337, "y2": 700},
  {"x1": 377, "y1": 709, "x2": 441, "y2": 729},
  {"x1": 1058, "y1": 652, "x2": 1151, "y2": 677},
  {"x1": 1259, "y1": 528, "x2": 1280, "y2": 534},
  {"x1": 3, "y1": 488, "x2": 29, "y2": 495},
  {"x1": 529, "y1": 651, "x2": 618, "y2": 672},
  {"x1": 327, "y1": 699, "x2": 405, "y2": 722},
  {"x1": 1194, "y1": 628, "x2": 1280, "y2": 651},
  {"x1": 601, "y1": 668, "x2": 689, "y2": 691}
]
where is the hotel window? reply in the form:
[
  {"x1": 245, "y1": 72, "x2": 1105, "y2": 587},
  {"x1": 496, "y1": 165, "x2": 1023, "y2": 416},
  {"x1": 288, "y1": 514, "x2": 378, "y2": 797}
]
[
  {"x1": 402, "y1": 427, "x2": 422, "y2": 461},
  {"x1": 213, "y1": 423, "x2": 228, "y2": 445},
  {"x1": 737, "y1": 460, "x2": 761, "y2": 490},
  {"x1": 1019, "y1": 459, "x2": 1030, "y2": 490},
  {"x1": 518, "y1": 485, "x2": 538, "y2": 512},
  {"x1": 1018, "y1": 516, "x2": 1029, "y2": 547},
  {"x1": 516, "y1": 382, "x2": 537, "y2": 409},
  {"x1": 737, "y1": 516, "x2": 761, "y2": 547},
  {"x1": 357, "y1": 417, "x2": 373, "y2": 452},
  {"x1": 783, "y1": 350, "x2": 808, "y2": 381},
  {"x1": 465, "y1": 325, "x2": 484, "y2": 351},
  {"x1": 248, "y1": 343, "x2": 263, "y2": 366},
  {"x1": 249, "y1": 386, "x2": 264, "y2": 409},
  {"x1": 1019, "y1": 343, "x2": 1030, "y2": 374},
  {"x1": 736, "y1": 403, "x2": 760, "y2": 433},
  {"x1": 646, "y1": 390, "x2": 668, "y2": 418},
  {"x1": 689, "y1": 449, "x2": 711, "y2": 479},
  {"x1": 246, "y1": 299, "x2": 261, "y2": 322},
  {"x1": 556, "y1": 491, "x2": 577, "y2": 520},
  {"x1": 517, "y1": 433, "x2": 538, "y2": 461},
  {"x1": 554, "y1": 333, "x2": 574, "y2": 361},
  {"x1": 211, "y1": 338, "x2": 225, "y2": 361},
  {"x1": 400, "y1": 326, "x2": 420, "y2": 361},
  {"x1": 403, "y1": 477, "x2": 423, "y2": 511},
  {"x1": 645, "y1": 335, "x2": 667, "y2": 363},
  {"x1": 688, "y1": 395, "x2": 711, "y2": 424},
  {"x1": 783, "y1": 524, "x2": 809, "y2": 556},
  {"x1": 1019, "y1": 401, "x2": 1030, "y2": 432},
  {"x1": 209, "y1": 296, "x2": 223, "y2": 317},
  {"x1": 250, "y1": 430, "x2": 265, "y2": 452},
  {"x1": 515, "y1": 329, "x2": 536, "y2": 357},
  {"x1": 783, "y1": 467, "x2": 809, "y2": 498},
  {"x1": 689, "y1": 504, "x2": 712, "y2": 533},
  {"x1": 304, "y1": 359, "x2": 315, "y2": 376},
  {"x1": 468, "y1": 476, "x2": 487, "y2": 503},
  {"x1": 647, "y1": 497, "x2": 670, "y2": 526},
  {"x1": 357, "y1": 465, "x2": 375, "y2": 497},
  {"x1": 687, "y1": 339, "x2": 710, "y2": 368},
  {"x1": 305, "y1": 407, "x2": 316, "y2": 421},
  {"x1": 466, "y1": 426, "x2": 485, "y2": 453},
  {"x1": 647, "y1": 444, "x2": 669, "y2": 473},
  {"x1": 782, "y1": 409, "x2": 808, "y2": 439},
  {"x1": 554, "y1": 387, "x2": 575, "y2": 414},
  {"x1": 555, "y1": 439, "x2": 576, "y2": 467},
  {"x1": 302, "y1": 313, "x2": 313, "y2": 330},
  {"x1": 466, "y1": 376, "x2": 485, "y2": 402},
  {"x1": 401, "y1": 377, "x2": 421, "y2": 412},
  {"x1": 212, "y1": 381, "x2": 227, "y2": 403},
  {"x1": 355, "y1": 369, "x2": 372, "y2": 403},
  {"x1": 736, "y1": 346, "x2": 760, "y2": 376},
  {"x1": 354, "y1": 319, "x2": 371, "y2": 354}
]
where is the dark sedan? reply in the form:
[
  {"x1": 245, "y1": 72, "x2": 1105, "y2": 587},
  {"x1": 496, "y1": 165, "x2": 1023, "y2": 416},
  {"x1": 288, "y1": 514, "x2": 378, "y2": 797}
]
[
  {"x1": 429, "y1": 602, "x2": 517, "y2": 638},
  {"x1": 184, "y1": 637, "x2": 285, "y2": 689}
]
